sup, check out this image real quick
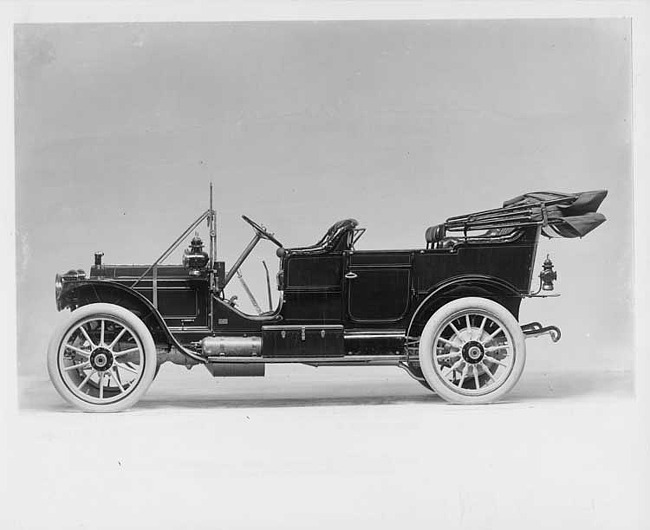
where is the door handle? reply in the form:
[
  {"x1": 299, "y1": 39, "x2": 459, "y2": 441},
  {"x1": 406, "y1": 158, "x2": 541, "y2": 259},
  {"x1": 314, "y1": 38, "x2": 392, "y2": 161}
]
[{"x1": 345, "y1": 272, "x2": 358, "y2": 279}]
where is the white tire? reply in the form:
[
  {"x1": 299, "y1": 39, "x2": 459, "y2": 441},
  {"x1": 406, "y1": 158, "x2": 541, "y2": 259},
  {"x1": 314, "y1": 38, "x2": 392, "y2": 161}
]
[
  {"x1": 418, "y1": 297, "x2": 526, "y2": 404},
  {"x1": 47, "y1": 303, "x2": 157, "y2": 412}
]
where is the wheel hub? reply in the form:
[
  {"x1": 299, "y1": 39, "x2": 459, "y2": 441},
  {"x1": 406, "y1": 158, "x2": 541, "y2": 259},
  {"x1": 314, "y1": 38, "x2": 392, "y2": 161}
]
[
  {"x1": 462, "y1": 341, "x2": 485, "y2": 364},
  {"x1": 90, "y1": 347, "x2": 114, "y2": 371}
]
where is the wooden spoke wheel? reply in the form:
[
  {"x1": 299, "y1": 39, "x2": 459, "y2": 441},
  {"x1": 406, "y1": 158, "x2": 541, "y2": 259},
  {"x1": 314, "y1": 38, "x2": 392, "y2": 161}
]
[
  {"x1": 418, "y1": 297, "x2": 526, "y2": 404},
  {"x1": 47, "y1": 303, "x2": 157, "y2": 412}
]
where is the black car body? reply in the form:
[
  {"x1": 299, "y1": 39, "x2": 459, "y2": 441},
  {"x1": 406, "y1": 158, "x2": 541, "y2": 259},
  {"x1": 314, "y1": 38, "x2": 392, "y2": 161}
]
[{"x1": 48, "y1": 188, "x2": 607, "y2": 411}]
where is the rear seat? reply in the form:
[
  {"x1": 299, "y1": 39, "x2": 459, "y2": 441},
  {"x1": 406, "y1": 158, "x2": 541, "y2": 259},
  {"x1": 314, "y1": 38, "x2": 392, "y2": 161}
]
[{"x1": 425, "y1": 224, "x2": 460, "y2": 250}]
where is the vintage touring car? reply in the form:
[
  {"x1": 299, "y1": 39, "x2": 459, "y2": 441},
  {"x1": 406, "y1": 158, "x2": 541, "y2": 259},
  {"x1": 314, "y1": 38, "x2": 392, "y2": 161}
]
[{"x1": 48, "y1": 188, "x2": 607, "y2": 411}]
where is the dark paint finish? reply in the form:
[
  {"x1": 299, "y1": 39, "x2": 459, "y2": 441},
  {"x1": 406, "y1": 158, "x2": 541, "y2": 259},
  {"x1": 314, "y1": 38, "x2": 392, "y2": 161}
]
[
  {"x1": 60, "y1": 221, "x2": 540, "y2": 359},
  {"x1": 347, "y1": 267, "x2": 411, "y2": 322},
  {"x1": 262, "y1": 325, "x2": 344, "y2": 357},
  {"x1": 411, "y1": 227, "x2": 538, "y2": 295},
  {"x1": 90, "y1": 265, "x2": 211, "y2": 329}
]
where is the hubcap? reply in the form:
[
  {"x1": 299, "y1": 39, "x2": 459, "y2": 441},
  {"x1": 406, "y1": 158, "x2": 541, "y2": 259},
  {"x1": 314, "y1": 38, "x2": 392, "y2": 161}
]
[
  {"x1": 462, "y1": 341, "x2": 484, "y2": 364},
  {"x1": 90, "y1": 347, "x2": 114, "y2": 371}
]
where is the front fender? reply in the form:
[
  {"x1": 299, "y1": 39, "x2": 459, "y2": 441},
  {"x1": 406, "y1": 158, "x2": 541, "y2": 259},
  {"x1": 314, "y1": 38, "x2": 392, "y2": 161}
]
[{"x1": 58, "y1": 279, "x2": 178, "y2": 349}]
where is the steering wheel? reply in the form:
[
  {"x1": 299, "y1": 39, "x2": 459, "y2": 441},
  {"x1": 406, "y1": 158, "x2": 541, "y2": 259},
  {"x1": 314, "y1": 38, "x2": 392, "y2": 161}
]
[{"x1": 242, "y1": 215, "x2": 283, "y2": 248}]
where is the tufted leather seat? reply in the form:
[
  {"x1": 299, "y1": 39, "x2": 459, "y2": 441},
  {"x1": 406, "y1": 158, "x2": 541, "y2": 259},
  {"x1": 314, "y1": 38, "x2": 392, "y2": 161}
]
[{"x1": 277, "y1": 219, "x2": 358, "y2": 257}]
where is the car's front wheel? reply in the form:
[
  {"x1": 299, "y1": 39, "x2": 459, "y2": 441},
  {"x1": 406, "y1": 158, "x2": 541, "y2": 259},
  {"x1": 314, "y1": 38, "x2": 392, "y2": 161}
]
[
  {"x1": 418, "y1": 297, "x2": 526, "y2": 404},
  {"x1": 47, "y1": 303, "x2": 157, "y2": 412}
]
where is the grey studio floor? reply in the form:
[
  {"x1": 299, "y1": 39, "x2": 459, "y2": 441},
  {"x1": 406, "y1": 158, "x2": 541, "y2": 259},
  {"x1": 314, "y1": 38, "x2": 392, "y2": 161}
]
[{"x1": 7, "y1": 366, "x2": 641, "y2": 529}]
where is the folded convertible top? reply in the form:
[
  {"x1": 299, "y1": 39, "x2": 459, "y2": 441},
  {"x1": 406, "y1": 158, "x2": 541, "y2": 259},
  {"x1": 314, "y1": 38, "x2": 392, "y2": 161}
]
[{"x1": 445, "y1": 190, "x2": 607, "y2": 238}]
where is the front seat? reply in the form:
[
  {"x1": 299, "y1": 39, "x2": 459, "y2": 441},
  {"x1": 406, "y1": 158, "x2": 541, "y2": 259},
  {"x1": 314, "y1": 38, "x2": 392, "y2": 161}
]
[{"x1": 277, "y1": 219, "x2": 358, "y2": 257}]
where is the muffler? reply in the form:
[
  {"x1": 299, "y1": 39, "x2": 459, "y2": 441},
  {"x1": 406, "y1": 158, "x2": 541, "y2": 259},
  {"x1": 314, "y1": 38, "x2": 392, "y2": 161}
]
[
  {"x1": 201, "y1": 336, "x2": 261, "y2": 357},
  {"x1": 201, "y1": 336, "x2": 265, "y2": 377}
]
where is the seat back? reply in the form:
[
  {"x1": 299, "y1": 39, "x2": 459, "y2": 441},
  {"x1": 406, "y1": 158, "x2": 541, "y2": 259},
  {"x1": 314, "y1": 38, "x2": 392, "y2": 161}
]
[
  {"x1": 279, "y1": 219, "x2": 358, "y2": 257},
  {"x1": 425, "y1": 224, "x2": 462, "y2": 250},
  {"x1": 425, "y1": 224, "x2": 444, "y2": 248}
]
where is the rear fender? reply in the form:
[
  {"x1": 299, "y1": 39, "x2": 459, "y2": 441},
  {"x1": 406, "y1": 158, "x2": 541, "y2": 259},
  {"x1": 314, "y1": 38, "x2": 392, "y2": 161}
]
[{"x1": 407, "y1": 275, "x2": 523, "y2": 339}]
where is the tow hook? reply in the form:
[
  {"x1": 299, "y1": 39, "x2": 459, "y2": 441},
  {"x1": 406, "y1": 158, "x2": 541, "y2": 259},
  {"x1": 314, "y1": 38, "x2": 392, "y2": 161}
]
[{"x1": 521, "y1": 322, "x2": 561, "y2": 343}]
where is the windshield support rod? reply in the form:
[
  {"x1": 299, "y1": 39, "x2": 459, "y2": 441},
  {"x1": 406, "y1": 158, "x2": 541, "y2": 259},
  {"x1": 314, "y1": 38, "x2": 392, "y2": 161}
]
[
  {"x1": 223, "y1": 233, "x2": 262, "y2": 289},
  {"x1": 131, "y1": 209, "x2": 211, "y2": 288}
]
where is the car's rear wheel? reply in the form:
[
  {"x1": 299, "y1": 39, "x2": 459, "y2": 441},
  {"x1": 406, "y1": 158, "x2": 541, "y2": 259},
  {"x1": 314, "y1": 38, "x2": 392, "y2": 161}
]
[
  {"x1": 418, "y1": 297, "x2": 526, "y2": 404},
  {"x1": 47, "y1": 303, "x2": 157, "y2": 412}
]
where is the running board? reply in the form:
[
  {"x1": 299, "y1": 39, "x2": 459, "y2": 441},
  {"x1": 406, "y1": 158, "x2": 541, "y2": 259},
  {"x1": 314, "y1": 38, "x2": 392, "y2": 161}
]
[
  {"x1": 206, "y1": 354, "x2": 408, "y2": 365},
  {"x1": 521, "y1": 322, "x2": 561, "y2": 342}
]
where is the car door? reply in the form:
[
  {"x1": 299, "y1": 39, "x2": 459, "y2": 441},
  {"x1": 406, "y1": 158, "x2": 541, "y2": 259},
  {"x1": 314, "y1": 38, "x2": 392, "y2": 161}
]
[
  {"x1": 280, "y1": 254, "x2": 345, "y2": 322},
  {"x1": 345, "y1": 251, "x2": 413, "y2": 323}
]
